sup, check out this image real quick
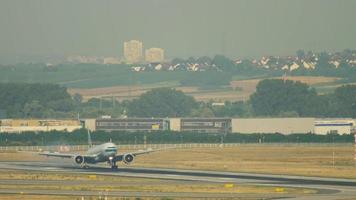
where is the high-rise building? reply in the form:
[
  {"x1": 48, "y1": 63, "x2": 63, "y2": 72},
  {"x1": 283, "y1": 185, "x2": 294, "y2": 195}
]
[
  {"x1": 123, "y1": 40, "x2": 143, "y2": 64},
  {"x1": 145, "y1": 48, "x2": 165, "y2": 63}
]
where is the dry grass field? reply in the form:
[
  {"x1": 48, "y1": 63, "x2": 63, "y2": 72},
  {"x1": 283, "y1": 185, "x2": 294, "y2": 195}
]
[
  {"x1": 68, "y1": 76, "x2": 340, "y2": 102},
  {"x1": 134, "y1": 144, "x2": 356, "y2": 179},
  {"x1": 0, "y1": 195, "x2": 76, "y2": 200},
  {"x1": 230, "y1": 76, "x2": 340, "y2": 100},
  {"x1": 1, "y1": 144, "x2": 355, "y2": 179},
  {"x1": 0, "y1": 169, "x2": 311, "y2": 200},
  {"x1": 68, "y1": 82, "x2": 182, "y2": 101},
  {"x1": 68, "y1": 84, "x2": 244, "y2": 102},
  {"x1": 273, "y1": 76, "x2": 340, "y2": 85}
]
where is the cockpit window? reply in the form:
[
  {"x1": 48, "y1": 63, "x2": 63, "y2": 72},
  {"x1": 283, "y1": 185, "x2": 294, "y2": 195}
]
[{"x1": 105, "y1": 149, "x2": 117, "y2": 152}]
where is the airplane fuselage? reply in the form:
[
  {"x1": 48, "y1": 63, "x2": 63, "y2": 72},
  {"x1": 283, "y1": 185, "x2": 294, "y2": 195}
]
[{"x1": 85, "y1": 142, "x2": 117, "y2": 163}]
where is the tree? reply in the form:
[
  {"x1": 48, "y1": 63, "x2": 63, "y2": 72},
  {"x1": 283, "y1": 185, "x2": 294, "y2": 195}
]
[
  {"x1": 127, "y1": 88, "x2": 197, "y2": 117},
  {"x1": 250, "y1": 79, "x2": 318, "y2": 116},
  {"x1": 23, "y1": 100, "x2": 45, "y2": 118},
  {"x1": 186, "y1": 57, "x2": 196, "y2": 63},
  {"x1": 332, "y1": 85, "x2": 356, "y2": 117},
  {"x1": 73, "y1": 93, "x2": 83, "y2": 105},
  {"x1": 277, "y1": 111, "x2": 300, "y2": 117},
  {"x1": 296, "y1": 50, "x2": 305, "y2": 60},
  {"x1": 315, "y1": 52, "x2": 335, "y2": 75},
  {"x1": 212, "y1": 55, "x2": 235, "y2": 71},
  {"x1": 47, "y1": 99, "x2": 75, "y2": 112},
  {"x1": 191, "y1": 107, "x2": 215, "y2": 117},
  {"x1": 196, "y1": 56, "x2": 212, "y2": 64},
  {"x1": 0, "y1": 83, "x2": 75, "y2": 118},
  {"x1": 171, "y1": 58, "x2": 185, "y2": 65},
  {"x1": 212, "y1": 101, "x2": 251, "y2": 117}
]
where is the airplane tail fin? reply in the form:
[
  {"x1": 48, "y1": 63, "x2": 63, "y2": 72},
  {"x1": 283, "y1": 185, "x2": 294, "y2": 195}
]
[{"x1": 87, "y1": 129, "x2": 93, "y2": 148}]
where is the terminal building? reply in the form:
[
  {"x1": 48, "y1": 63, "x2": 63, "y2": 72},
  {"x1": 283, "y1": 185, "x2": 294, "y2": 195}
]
[
  {"x1": 170, "y1": 118, "x2": 231, "y2": 133},
  {"x1": 0, "y1": 119, "x2": 82, "y2": 133},
  {"x1": 95, "y1": 118, "x2": 169, "y2": 132},
  {"x1": 89, "y1": 118, "x2": 232, "y2": 133},
  {"x1": 76, "y1": 118, "x2": 356, "y2": 135},
  {"x1": 2, "y1": 117, "x2": 355, "y2": 135}
]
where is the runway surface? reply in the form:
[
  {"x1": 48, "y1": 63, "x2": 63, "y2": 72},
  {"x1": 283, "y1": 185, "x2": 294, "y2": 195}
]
[{"x1": 0, "y1": 161, "x2": 356, "y2": 199}]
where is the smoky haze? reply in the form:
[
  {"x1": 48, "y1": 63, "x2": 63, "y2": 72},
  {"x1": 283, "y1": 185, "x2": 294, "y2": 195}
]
[{"x1": 0, "y1": 0, "x2": 355, "y2": 63}]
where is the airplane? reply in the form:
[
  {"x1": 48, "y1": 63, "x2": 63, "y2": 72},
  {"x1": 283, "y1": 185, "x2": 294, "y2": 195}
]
[{"x1": 39, "y1": 131, "x2": 157, "y2": 169}]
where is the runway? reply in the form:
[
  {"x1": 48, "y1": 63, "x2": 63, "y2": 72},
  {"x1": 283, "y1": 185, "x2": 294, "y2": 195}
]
[{"x1": 0, "y1": 161, "x2": 356, "y2": 199}]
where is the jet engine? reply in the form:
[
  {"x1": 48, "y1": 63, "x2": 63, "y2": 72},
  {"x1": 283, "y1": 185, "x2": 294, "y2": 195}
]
[
  {"x1": 123, "y1": 154, "x2": 134, "y2": 164},
  {"x1": 74, "y1": 155, "x2": 85, "y2": 165}
]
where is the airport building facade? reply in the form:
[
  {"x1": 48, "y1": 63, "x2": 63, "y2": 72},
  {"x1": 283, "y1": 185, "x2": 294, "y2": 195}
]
[
  {"x1": 314, "y1": 118, "x2": 355, "y2": 135},
  {"x1": 1, "y1": 118, "x2": 355, "y2": 135},
  {"x1": 169, "y1": 118, "x2": 231, "y2": 133},
  {"x1": 231, "y1": 118, "x2": 315, "y2": 135},
  {"x1": 86, "y1": 117, "x2": 355, "y2": 134},
  {"x1": 95, "y1": 118, "x2": 170, "y2": 132},
  {"x1": 0, "y1": 119, "x2": 82, "y2": 133}
]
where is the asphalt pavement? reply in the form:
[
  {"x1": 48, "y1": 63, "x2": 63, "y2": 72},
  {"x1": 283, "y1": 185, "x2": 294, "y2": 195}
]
[{"x1": 0, "y1": 161, "x2": 355, "y2": 199}]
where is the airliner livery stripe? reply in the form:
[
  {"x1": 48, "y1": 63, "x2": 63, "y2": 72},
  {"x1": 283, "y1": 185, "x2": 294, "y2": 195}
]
[{"x1": 315, "y1": 123, "x2": 353, "y2": 126}]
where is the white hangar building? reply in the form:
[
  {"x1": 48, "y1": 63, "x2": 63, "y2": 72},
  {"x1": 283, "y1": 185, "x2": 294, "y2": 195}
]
[
  {"x1": 314, "y1": 119, "x2": 355, "y2": 135},
  {"x1": 231, "y1": 118, "x2": 315, "y2": 134}
]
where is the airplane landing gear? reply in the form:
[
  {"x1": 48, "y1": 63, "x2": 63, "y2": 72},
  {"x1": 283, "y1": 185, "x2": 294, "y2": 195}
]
[
  {"x1": 111, "y1": 162, "x2": 118, "y2": 170},
  {"x1": 80, "y1": 163, "x2": 89, "y2": 169}
]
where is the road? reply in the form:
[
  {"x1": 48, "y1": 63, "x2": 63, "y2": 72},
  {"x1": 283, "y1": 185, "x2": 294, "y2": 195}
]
[{"x1": 0, "y1": 161, "x2": 356, "y2": 199}]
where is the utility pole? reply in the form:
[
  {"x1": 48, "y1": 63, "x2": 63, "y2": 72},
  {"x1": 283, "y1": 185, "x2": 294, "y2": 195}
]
[
  {"x1": 353, "y1": 128, "x2": 356, "y2": 166},
  {"x1": 112, "y1": 95, "x2": 116, "y2": 108},
  {"x1": 144, "y1": 135, "x2": 147, "y2": 149},
  {"x1": 220, "y1": 121, "x2": 228, "y2": 148},
  {"x1": 332, "y1": 135, "x2": 335, "y2": 168}
]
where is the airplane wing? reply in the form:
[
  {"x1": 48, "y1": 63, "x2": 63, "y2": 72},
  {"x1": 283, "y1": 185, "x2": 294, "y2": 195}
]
[
  {"x1": 39, "y1": 152, "x2": 97, "y2": 161},
  {"x1": 131, "y1": 148, "x2": 157, "y2": 156},
  {"x1": 114, "y1": 147, "x2": 170, "y2": 162},
  {"x1": 39, "y1": 152, "x2": 75, "y2": 158}
]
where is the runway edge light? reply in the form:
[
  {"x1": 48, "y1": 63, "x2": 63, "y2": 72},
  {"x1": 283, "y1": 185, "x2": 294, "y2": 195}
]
[{"x1": 224, "y1": 183, "x2": 234, "y2": 188}]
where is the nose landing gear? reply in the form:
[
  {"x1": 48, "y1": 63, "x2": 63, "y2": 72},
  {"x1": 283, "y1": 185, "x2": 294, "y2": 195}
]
[
  {"x1": 80, "y1": 163, "x2": 89, "y2": 169},
  {"x1": 111, "y1": 161, "x2": 118, "y2": 169}
]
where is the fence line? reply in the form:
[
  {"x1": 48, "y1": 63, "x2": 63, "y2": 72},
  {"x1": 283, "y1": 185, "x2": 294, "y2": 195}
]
[
  {"x1": 0, "y1": 143, "x2": 351, "y2": 152},
  {"x1": 0, "y1": 143, "x2": 227, "y2": 152}
]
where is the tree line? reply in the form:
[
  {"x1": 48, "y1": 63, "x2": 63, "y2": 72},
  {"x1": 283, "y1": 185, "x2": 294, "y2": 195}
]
[
  {"x1": 0, "y1": 81, "x2": 355, "y2": 119},
  {"x1": 171, "y1": 50, "x2": 356, "y2": 80},
  {"x1": 250, "y1": 79, "x2": 356, "y2": 118},
  {"x1": 0, "y1": 83, "x2": 76, "y2": 118},
  {"x1": 0, "y1": 130, "x2": 353, "y2": 146}
]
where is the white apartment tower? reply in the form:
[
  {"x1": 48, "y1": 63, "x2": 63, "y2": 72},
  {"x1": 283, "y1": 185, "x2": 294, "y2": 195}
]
[
  {"x1": 123, "y1": 40, "x2": 143, "y2": 64},
  {"x1": 145, "y1": 48, "x2": 165, "y2": 63}
]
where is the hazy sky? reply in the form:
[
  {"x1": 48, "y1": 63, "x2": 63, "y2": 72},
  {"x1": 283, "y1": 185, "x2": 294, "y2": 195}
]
[{"x1": 0, "y1": 0, "x2": 355, "y2": 63}]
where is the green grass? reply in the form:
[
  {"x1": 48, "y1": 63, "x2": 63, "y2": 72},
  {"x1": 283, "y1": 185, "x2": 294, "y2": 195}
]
[
  {"x1": 231, "y1": 74, "x2": 269, "y2": 81},
  {"x1": 63, "y1": 71, "x2": 194, "y2": 88},
  {"x1": 314, "y1": 81, "x2": 356, "y2": 94},
  {"x1": 0, "y1": 64, "x2": 186, "y2": 88},
  {"x1": 0, "y1": 64, "x2": 240, "y2": 89}
]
